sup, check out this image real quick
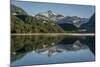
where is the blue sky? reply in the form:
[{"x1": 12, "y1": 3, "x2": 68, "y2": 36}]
[{"x1": 11, "y1": 0, "x2": 95, "y2": 18}]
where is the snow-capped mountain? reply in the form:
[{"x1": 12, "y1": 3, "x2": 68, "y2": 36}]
[
  {"x1": 57, "y1": 16, "x2": 88, "y2": 28},
  {"x1": 34, "y1": 10, "x2": 89, "y2": 28},
  {"x1": 35, "y1": 10, "x2": 64, "y2": 21},
  {"x1": 34, "y1": 10, "x2": 88, "y2": 28}
]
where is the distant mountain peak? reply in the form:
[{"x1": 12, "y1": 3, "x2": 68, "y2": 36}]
[
  {"x1": 35, "y1": 10, "x2": 64, "y2": 21},
  {"x1": 47, "y1": 10, "x2": 57, "y2": 16},
  {"x1": 58, "y1": 16, "x2": 88, "y2": 28}
]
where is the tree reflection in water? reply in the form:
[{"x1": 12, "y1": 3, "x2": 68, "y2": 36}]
[{"x1": 11, "y1": 35, "x2": 95, "y2": 63}]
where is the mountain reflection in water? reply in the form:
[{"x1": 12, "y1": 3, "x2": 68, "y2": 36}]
[{"x1": 11, "y1": 35, "x2": 95, "y2": 66}]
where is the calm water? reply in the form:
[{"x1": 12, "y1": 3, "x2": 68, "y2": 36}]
[{"x1": 11, "y1": 35, "x2": 95, "y2": 66}]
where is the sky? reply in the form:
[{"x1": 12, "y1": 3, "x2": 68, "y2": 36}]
[{"x1": 11, "y1": 0, "x2": 95, "y2": 18}]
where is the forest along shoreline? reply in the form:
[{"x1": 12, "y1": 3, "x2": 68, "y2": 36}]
[{"x1": 11, "y1": 33, "x2": 95, "y2": 36}]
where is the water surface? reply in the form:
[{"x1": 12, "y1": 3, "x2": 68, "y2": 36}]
[{"x1": 11, "y1": 35, "x2": 95, "y2": 66}]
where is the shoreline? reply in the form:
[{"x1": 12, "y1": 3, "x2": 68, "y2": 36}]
[{"x1": 11, "y1": 33, "x2": 95, "y2": 36}]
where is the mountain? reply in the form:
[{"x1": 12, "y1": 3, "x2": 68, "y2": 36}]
[
  {"x1": 11, "y1": 4, "x2": 27, "y2": 15},
  {"x1": 59, "y1": 14, "x2": 95, "y2": 33},
  {"x1": 11, "y1": 4, "x2": 95, "y2": 33},
  {"x1": 57, "y1": 16, "x2": 88, "y2": 32},
  {"x1": 57, "y1": 16, "x2": 88, "y2": 28},
  {"x1": 11, "y1": 15, "x2": 65, "y2": 33},
  {"x1": 35, "y1": 10, "x2": 64, "y2": 21},
  {"x1": 35, "y1": 11, "x2": 90, "y2": 33},
  {"x1": 11, "y1": 5, "x2": 65, "y2": 33},
  {"x1": 80, "y1": 14, "x2": 95, "y2": 33}
]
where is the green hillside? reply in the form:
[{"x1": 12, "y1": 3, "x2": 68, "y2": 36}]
[{"x1": 11, "y1": 5, "x2": 65, "y2": 33}]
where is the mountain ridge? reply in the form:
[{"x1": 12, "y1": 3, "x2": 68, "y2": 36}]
[{"x1": 11, "y1": 4, "x2": 95, "y2": 33}]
